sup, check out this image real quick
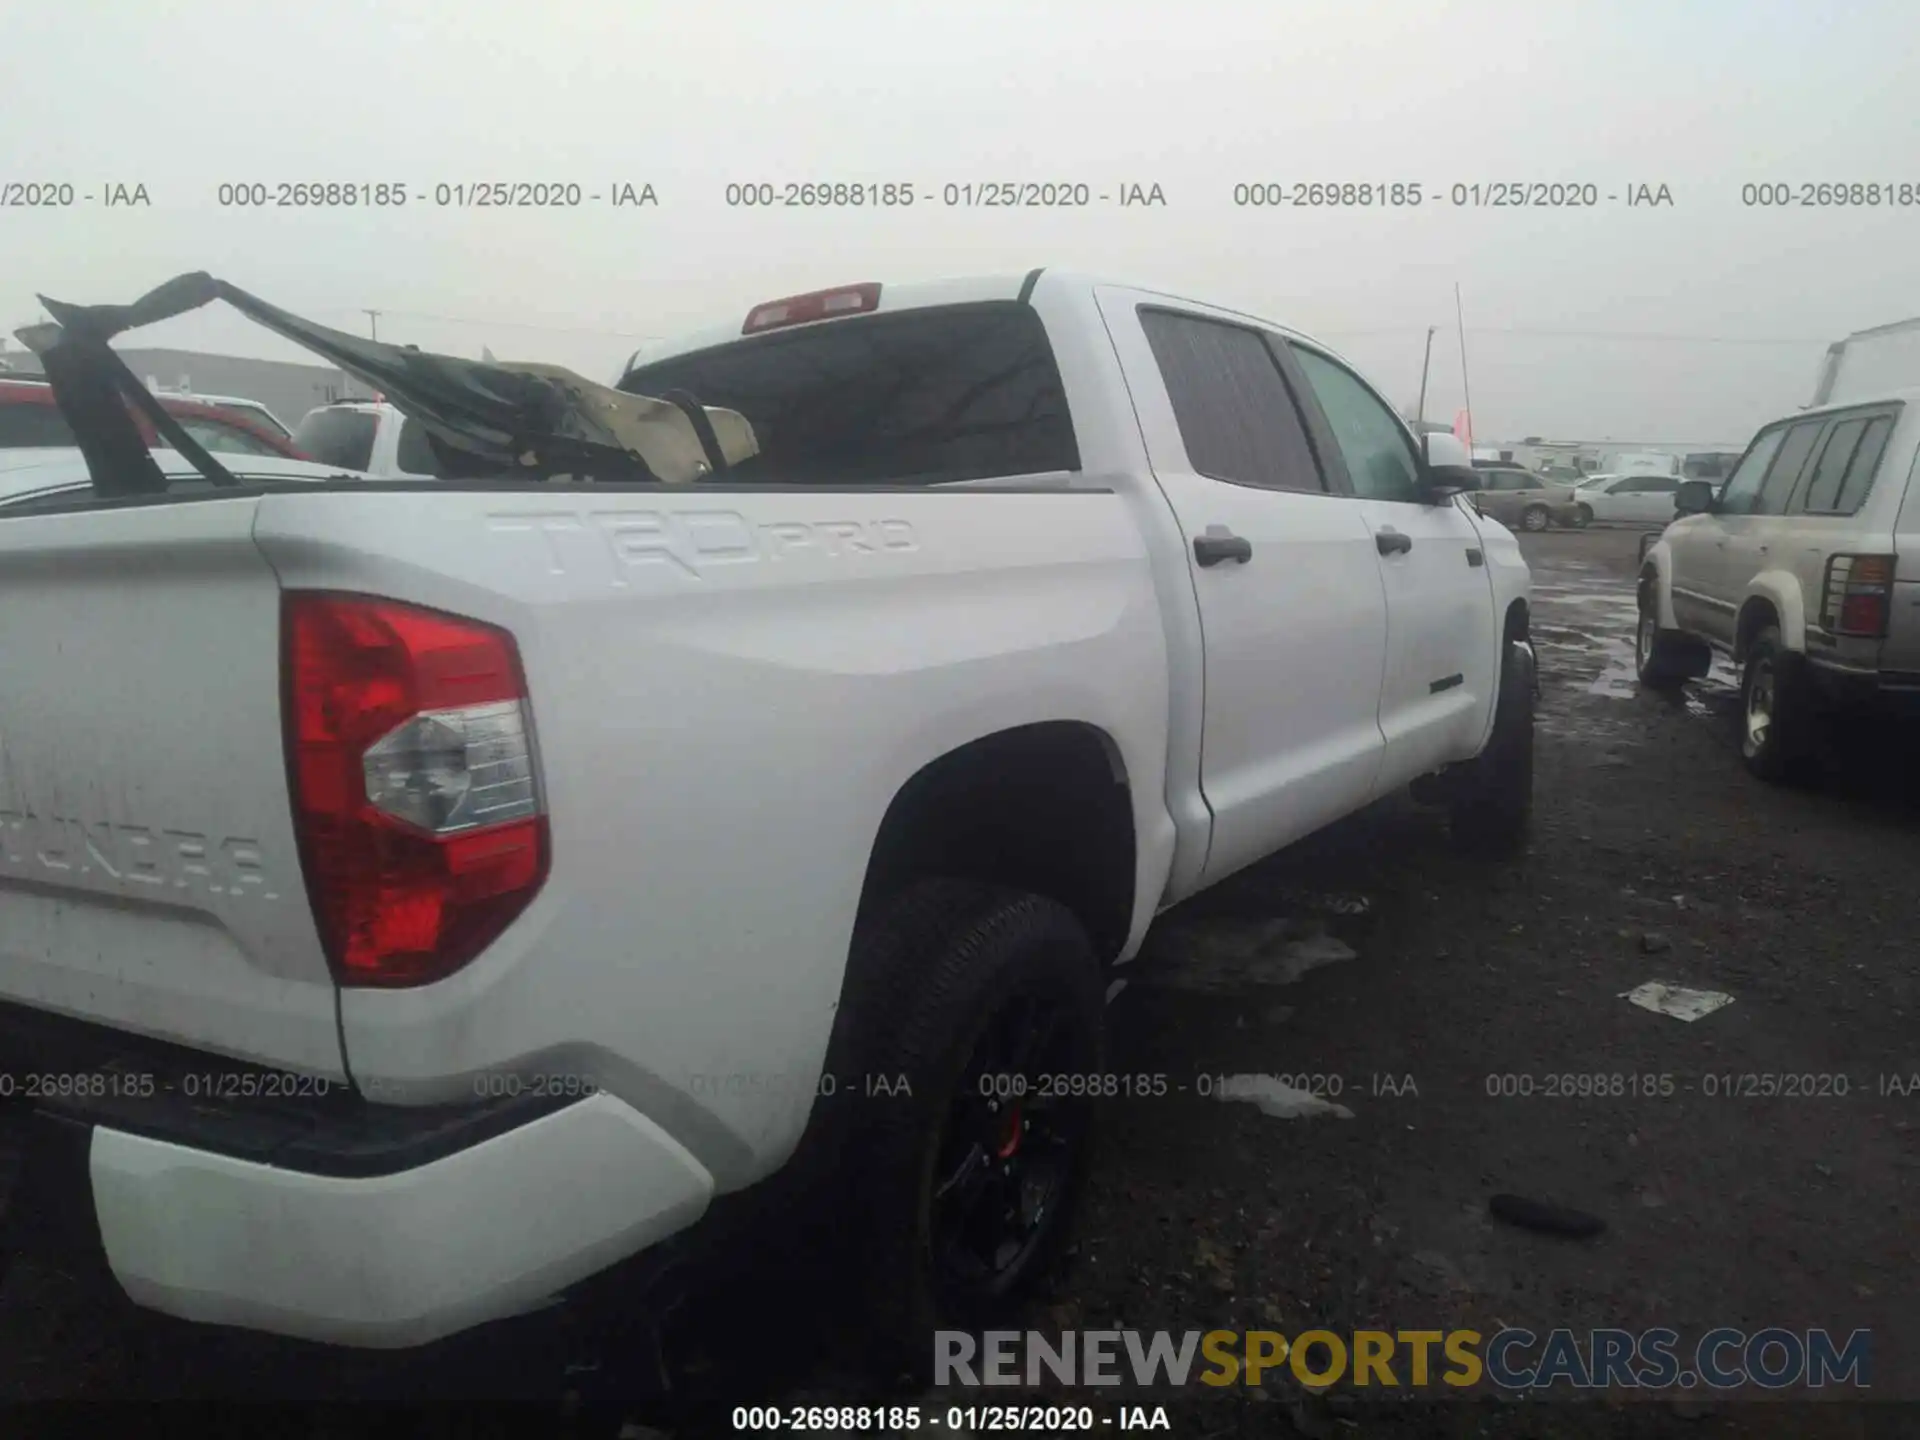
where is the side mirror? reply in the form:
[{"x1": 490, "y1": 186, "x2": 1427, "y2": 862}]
[
  {"x1": 1674, "y1": 480, "x2": 1715, "y2": 516},
  {"x1": 1423, "y1": 464, "x2": 1483, "y2": 501},
  {"x1": 1417, "y1": 433, "x2": 1479, "y2": 502}
]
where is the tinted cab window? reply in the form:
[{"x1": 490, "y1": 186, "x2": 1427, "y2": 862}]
[
  {"x1": 291, "y1": 409, "x2": 378, "y2": 472},
  {"x1": 395, "y1": 418, "x2": 445, "y2": 476},
  {"x1": 1137, "y1": 310, "x2": 1325, "y2": 492},
  {"x1": 619, "y1": 302, "x2": 1079, "y2": 485}
]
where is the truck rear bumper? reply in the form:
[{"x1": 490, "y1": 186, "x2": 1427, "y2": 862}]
[
  {"x1": 1, "y1": 1032, "x2": 714, "y2": 1349},
  {"x1": 1798, "y1": 658, "x2": 1920, "y2": 719}
]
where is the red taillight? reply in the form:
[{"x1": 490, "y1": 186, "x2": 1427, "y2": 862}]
[
  {"x1": 284, "y1": 593, "x2": 549, "y2": 987},
  {"x1": 1840, "y1": 592, "x2": 1888, "y2": 634},
  {"x1": 742, "y1": 282, "x2": 881, "y2": 334},
  {"x1": 1822, "y1": 554, "x2": 1896, "y2": 639}
]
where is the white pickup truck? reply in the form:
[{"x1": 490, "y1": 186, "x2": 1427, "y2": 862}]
[
  {"x1": 0, "y1": 269, "x2": 1532, "y2": 1366},
  {"x1": 291, "y1": 398, "x2": 442, "y2": 479}
]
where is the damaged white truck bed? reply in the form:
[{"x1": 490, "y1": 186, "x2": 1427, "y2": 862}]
[{"x1": 0, "y1": 268, "x2": 1531, "y2": 1355}]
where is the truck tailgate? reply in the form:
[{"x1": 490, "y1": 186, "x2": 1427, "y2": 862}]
[{"x1": 0, "y1": 498, "x2": 344, "y2": 1078}]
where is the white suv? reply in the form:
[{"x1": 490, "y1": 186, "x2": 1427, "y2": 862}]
[{"x1": 1636, "y1": 389, "x2": 1920, "y2": 778}]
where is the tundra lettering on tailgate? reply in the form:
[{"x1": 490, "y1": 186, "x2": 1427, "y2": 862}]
[
  {"x1": 487, "y1": 507, "x2": 920, "y2": 583},
  {"x1": 0, "y1": 808, "x2": 280, "y2": 900}
]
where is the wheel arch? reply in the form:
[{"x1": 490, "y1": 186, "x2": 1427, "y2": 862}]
[
  {"x1": 1503, "y1": 597, "x2": 1530, "y2": 646},
  {"x1": 854, "y1": 720, "x2": 1138, "y2": 967},
  {"x1": 1637, "y1": 543, "x2": 1681, "y2": 631},
  {"x1": 1735, "y1": 576, "x2": 1804, "y2": 661}
]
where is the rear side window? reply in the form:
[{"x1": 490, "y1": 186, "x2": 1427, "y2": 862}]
[
  {"x1": 1137, "y1": 310, "x2": 1326, "y2": 492},
  {"x1": 617, "y1": 302, "x2": 1079, "y2": 486},
  {"x1": 1798, "y1": 417, "x2": 1869, "y2": 513},
  {"x1": 291, "y1": 409, "x2": 378, "y2": 472},
  {"x1": 1832, "y1": 416, "x2": 1893, "y2": 514},
  {"x1": 1752, "y1": 420, "x2": 1823, "y2": 515},
  {"x1": 0, "y1": 400, "x2": 77, "y2": 447}
]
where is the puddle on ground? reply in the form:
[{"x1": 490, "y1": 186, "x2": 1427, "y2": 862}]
[
  {"x1": 1135, "y1": 917, "x2": 1357, "y2": 992},
  {"x1": 1214, "y1": 1073, "x2": 1355, "y2": 1120},
  {"x1": 1526, "y1": 556, "x2": 1747, "y2": 733},
  {"x1": 1531, "y1": 581, "x2": 1643, "y2": 703}
]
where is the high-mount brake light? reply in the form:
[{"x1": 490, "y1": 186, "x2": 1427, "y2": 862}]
[
  {"x1": 742, "y1": 283, "x2": 882, "y2": 335},
  {"x1": 284, "y1": 593, "x2": 549, "y2": 987}
]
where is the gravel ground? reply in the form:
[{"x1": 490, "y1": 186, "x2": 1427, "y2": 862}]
[{"x1": 3, "y1": 526, "x2": 1916, "y2": 1437}]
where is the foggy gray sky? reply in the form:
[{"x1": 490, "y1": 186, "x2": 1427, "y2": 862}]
[{"x1": 2, "y1": 0, "x2": 1915, "y2": 442}]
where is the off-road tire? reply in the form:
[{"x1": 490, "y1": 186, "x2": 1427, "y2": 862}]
[
  {"x1": 1450, "y1": 639, "x2": 1535, "y2": 858},
  {"x1": 1634, "y1": 609, "x2": 1707, "y2": 693},
  {"x1": 1740, "y1": 624, "x2": 1813, "y2": 782},
  {"x1": 842, "y1": 881, "x2": 1105, "y2": 1380}
]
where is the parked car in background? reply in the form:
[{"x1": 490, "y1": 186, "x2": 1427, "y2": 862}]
[
  {"x1": 291, "y1": 399, "x2": 443, "y2": 477},
  {"x1": 1637, "y1": 388, "x2": 1917, "y2": 779},
  {"x1": 1572, "y1": 472, "x2": 1683, "y2": 526},
  {"x1": 1597, "y1": 450, "x2": 1681, "y2": 478},
  {"x1": 150, "y1": 389, "x2": 294, "y2": 440},
  {"x1": 0, "y1": 378, "x2": 306, "y2": 459},
  {"x1": 1471, "y1": 463, "x2": 1587, "y2": 530}
]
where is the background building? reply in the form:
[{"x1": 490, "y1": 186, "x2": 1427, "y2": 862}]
[{"x1": 0, "y1": 339, "x2": 367, "y2": 431}]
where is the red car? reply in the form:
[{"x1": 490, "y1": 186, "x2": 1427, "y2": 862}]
[{"x1": 0, "y1": 377, "x2": 308, "y2": 459}]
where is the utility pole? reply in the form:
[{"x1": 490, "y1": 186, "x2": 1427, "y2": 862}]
[
  {"x1": 363, "y1": 309, "x2": 381, "y2": 341},
  {"x1": 1454, "y1": 283, "x2": 1474, "y2": 451},
  {"x1": 1415, "y1": 326, "x2": 1438, "y2": 423}
]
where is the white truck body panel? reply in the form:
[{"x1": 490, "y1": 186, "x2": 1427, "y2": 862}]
[
  {"x1": 253, "y1": 484, "x2": 1174, "y2": 1181},
  {"x1": 0, "y1": 498, "x2": 345, "y2": 1076},
  {"x1": 1812, "y1": 319, "x2": 1920, "y2": 407}
]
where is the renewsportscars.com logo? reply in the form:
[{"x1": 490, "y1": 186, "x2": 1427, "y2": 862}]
[{"x1": 936, "y1": 1327, "x2": 1872, "y2": 1391}]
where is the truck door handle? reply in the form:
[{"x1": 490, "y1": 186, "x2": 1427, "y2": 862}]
[
  {"x1": 1193, "y1": 528, "x2": 1253, "y2": 567},
  {"x1": 1375, "y1": 529, "x2": 1413, "y2": 556}
]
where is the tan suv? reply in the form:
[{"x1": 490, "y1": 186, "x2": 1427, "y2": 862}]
[
  {"x1": 1636, "y1": 389, "x2": 1920, "y2": 779},
  {"x1": 1471, "y1": 466, "x2": 1587, "y2": 531}
]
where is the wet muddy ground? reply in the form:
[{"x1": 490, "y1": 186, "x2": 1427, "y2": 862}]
[{"x1": 3, "y1": 528, "x2": 1918, "y2": 1437}]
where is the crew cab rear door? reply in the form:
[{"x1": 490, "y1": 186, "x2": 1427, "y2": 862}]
[{"x1": 1095, "y1": 287, "x2": 1390, "y2": 888}]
